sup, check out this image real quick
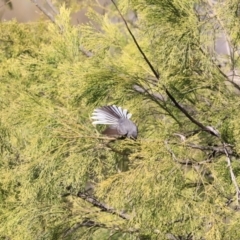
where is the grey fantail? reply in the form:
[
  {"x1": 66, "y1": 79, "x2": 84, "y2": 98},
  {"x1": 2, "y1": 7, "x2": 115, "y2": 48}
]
[{"x1": 91, "y1": 105, "x2": 138, "y2": 139}]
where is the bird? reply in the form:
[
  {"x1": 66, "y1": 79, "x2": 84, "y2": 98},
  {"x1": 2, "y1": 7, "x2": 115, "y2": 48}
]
[{"x1": 91, "y1": 105, "x2": 138, "y2": 139}]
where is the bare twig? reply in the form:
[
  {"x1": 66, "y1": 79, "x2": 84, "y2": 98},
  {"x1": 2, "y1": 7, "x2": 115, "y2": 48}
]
[
  {"x1": 206, "y1": 0, "x2": 237, "y2": 59},
  {"x1": 199, "y1": 46, "x2": 240, "y2": 92},
  {"x1": 164, "y1": 140, "x2": 178, "y2": 162},
  {"x1": 223, "y1": 142, "x2": 240, "y2": 204},
  {"x1": 79, "y1": 46, "x2": 94, "y2": 57},
  {"x1": 186, "y1": 143, "x2": 236, "y2": 156},
  {"x1": 46, "y1": 0, "x2": 59, "y2": 14},
  {"x1": 165, "y1": 89, "x2": 218, "y2": 137},
  {"x1": 133, "y1": 84, "x2": 182, "y2": 125},
  {"x1": 133, "y1": 84, "x2": 166, "y2": 102},
  {"x1": 202, "y1": 1, "x2": 240, "y2": 93},
  {"x1": 31, "y1": 0, "x2": 56, "y2": 23},
  {"x1": 63, "y1": 219, "x2": 107, "y2": 237},
  {"x1": 57, "y1": 135, "x2": 116, "y2": 140},
  {"x1": 226, "y1": 70, "x2": 240, "y2": 92},
  {"x1": 165, "y1": 141, "x2": 214, "y2": 165},
  {"x1": 63, "y1": 218, "x2": 139, "y2": 237},
  {"x1": 111, "y1": 0, "x2": 159, "y2": 79},
  {"x1": 77, "y1": 192, "x2": 130, "y2": 220}
]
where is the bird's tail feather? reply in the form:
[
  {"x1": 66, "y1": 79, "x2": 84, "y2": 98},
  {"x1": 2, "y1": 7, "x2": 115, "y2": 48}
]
[{"x1": 91, "y1": 105, "x2": 132, "y2": 125}]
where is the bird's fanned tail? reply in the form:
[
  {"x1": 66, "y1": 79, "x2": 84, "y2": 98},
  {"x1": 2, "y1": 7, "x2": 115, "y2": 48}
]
[{"x1": 91, "y1": 105, "x2": 131, "y2": 125}]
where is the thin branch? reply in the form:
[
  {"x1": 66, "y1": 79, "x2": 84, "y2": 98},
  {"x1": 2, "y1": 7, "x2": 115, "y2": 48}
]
[
  {"x1": 165, "y1": 89, "x2": 203, "y2": 128},
  {"x1": 111, "y1": 0, "x2": 159, "y2": 79},
  {"x1": 111, "y1": 0, "x2": 220, "y2": 138},
  {"x1": 133, "y1": 84, "x2": 182, "y2": 125},
  {"x1": 226, "y1": 70, "x2": 240, "y2": 92},
  {"x1": 57, "y1": 135, "x2": 116, "y2": 140},
  {"x1": 186, "y1": 143, "x2": 236, "y2": 156},
  {"x1": 164, "y1": 140, "x2": 178, "y2": 163},
  {"x1": 79, "y1": 46, "x2": 94, "y2": 57},
  {"x1": 165, "y1": 141, "x2": 214, "y2": 165},
  {"x1": 63, "y1": 219, "x2": 107, "y2": 237},
  {"x1": 46, "y1": 0, "x2": 59, "y2": 14},
  {"x1": 133, "y1": 84, "x2": 166, "y2": 102},
  {"x1": 206, "y1": 0, "x2": 237, "y2": 59},
  {"x1": 63, "y1": 218, "x2": 139, "y2": 238},
  {"x1": 199, "y1": 46, "x2": 240, "y2": 92},
  {"x1": 178, "y1": 159, "x2": 213, "y2": 165},
  {"x1": 77, "y1": 192, "x2": 130, "y2": 220},
  {"x1": 223, "y1": 142, "x2": 240, "y2": 204},
  {"x1": 202, "y1": 1, "x2": 240, "y2": 92},
  {"x1": 31, "y1": 0, "x2": 56, "y2": 23}
]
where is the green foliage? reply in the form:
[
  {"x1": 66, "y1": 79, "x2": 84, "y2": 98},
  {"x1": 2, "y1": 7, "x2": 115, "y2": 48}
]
[{"x1": 1, "y1": 1, "x2": 240, "y2": 240}]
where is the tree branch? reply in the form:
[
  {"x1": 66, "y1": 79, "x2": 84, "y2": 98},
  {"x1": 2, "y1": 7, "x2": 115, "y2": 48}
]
[
  {"x1": 111, "y1": 0, "x2": 159, "y2": 79},
  {"x1": 46, "y1": 0, "x2": 59, "y2": 15},
  {"x1": 223, "y1": 143, "x2": 240, "y2": 205},
  {"x1": 63, "y1": 219, "x2": 107, "y2": 237},
  {"x1": 165, "y1": 89, "x2": 219, "y2": 137},
  {"x1": 185, "y1": 143, "x2": 239, "y2": 160},
  {"x1": 111, "y1": 0, "x2": 220, "y2": 138},
  {"x1": 63, "y1": 218, "x2": 139, "y2": 238},
  {"x1": 133, "y1": 84, "x2": 166, "y2": 102},
  {"x1": 77, "y1": 192, "x2": 130, "y2": 220},
  {"x1": 133, "y1": 84, "x2": 182, "y2": 125},
  {"x1": 31, "y1": 0, "x2": 56, "y2": 23},
  {"x1": 199, "y1": 46, "x2": 240, "y2": 92}
]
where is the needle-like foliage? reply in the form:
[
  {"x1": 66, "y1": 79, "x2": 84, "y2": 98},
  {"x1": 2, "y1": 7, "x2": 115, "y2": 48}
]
[{"x1": 1, "y1": 1, "x2": 240, "y2": 239}]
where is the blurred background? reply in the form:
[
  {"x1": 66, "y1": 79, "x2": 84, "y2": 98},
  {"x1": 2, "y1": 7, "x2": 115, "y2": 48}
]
[{"x1": 0, "y1": 0, "x2": 111, "y2": 24}]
